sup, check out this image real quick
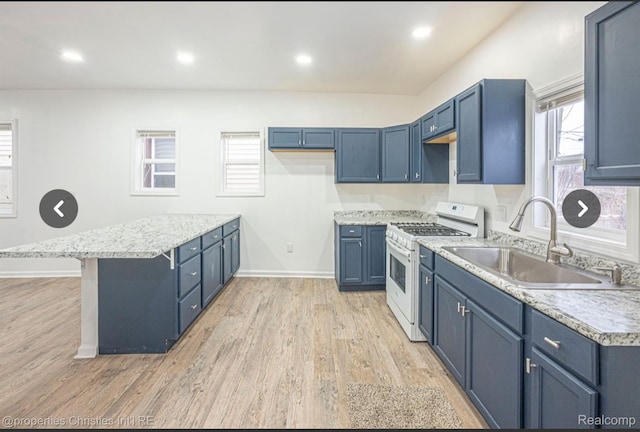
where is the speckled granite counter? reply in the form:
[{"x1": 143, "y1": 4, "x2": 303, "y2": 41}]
[
  {"x1": 416, "y1": 235, "x2": 640, "y2": 346},
  {"x1": 334, "y1": 210, "x2": 435, "y2": 225},
  {"x1": 0, "y1": 213, "x2": 240, "y2": 259}
]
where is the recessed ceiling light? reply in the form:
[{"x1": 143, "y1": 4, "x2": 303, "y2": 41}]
[
  {"x1": 295, "y1": 54, "x2": 312, "y2": 65},
  {"x1": 177, "y1": 52, "x2": 195, "y2": 65},
  {"x1": 61, "y1": 50, "x2": 84, "y2": 63},
  {"x1": 412, "y1": 27, "x2": 432, "y2": 39}
]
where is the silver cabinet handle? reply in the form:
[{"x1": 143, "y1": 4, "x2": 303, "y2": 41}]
[
  {"x1": 404, "y1": 173, "x2": 408, "y2": 180},
  {"x1": 213, "y1": 235, "x2": 218, "y2": 239},
  {"x1": 376, "y1": 174, "x2": 380, "y2": 180},
  {"x1": 425, "y1": 276, "x2": 430, "y2": 284},
  {"x1": 420, "y1": 254, "x2": 426, "y2": 258},
  {"x1": 302, "y1": 140, "x2": 305, "y2": 146},
  {"x1": 461, "y1": 306, "x2": 469, "y2": 317},
  {"x1": 415, "y1": 172, "x2": 420, "y2": 179},
  {"x1": 359, "y1": 241, "x2": 362, "y2": 248},
  {"x1": 233, "y1": 224, "x2": 237, "y2": 229},
  {"x1": 525, "y1": 358, "x2": 538, "y2": 374},
  {"x1": 191, "y1": 304, "x2": 198, "y2": 310},
  {"x1": 457, "y1": 302, "x2": 461, "y2": 313},
  {"x1": 190, "y1": 272, "x2": 198, "y2": 276},
  {"x1": 349, "y1": 230, "x2": 355, "y2": 233},
  {"x1": 543, "y1": 337, "x2": 561, "y2": 349},
  {"x1": 189, "y1": 247, "x2": 197, "y2": 251}
]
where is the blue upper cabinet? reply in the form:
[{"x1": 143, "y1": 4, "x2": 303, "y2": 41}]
[
  {"x1": 382, "y1": 124, "x2": 410, "y2": 182},
  {"x1": 411, "y1": 119, "x2": 449, "y2": 184},
  {"x1": 335, "y1": 128, "x2": 381, "y2": 183},
  {"x1": 455, "y1": 79, "x2": 525, "y2": 184},
  {"x1": 268, "y1": 127, "x2": 335, "y2": 150},
  {"x1": 421, "y1": 98, "x2": 455, "y2": 142},
  {"x1": 585, "y1": 1, "x2": 640, "y2": 186}
]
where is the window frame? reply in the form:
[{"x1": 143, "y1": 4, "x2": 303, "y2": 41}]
[
  {"x1": 528, "y1": 73, "x2": 639, "y2": 263},
  {"x1": 0, "y1": 119, "x2": 18, "y2": 218},
  {"x1": 217, "y1": 129, "x2": 265, "y2": 197},
  {"x1": 131, "y1": 128, "x2": 180, "y2": 197}
]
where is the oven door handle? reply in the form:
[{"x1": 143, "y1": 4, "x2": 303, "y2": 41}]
[{"x1": 385, "y1": 239, "x2": 412, "y2": 261}]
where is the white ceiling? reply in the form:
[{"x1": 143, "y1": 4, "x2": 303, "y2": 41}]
[{"x1": 0, "y1": 1, "x2": 524, "y2": 95}]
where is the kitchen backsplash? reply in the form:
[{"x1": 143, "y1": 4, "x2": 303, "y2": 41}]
[{"x1": 488, "y1": 230, "x2": 640, "y2": 287}]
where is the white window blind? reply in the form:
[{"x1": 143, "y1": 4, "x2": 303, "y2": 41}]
[
  {"x1": 0, "y1": 124, "x2": 12, "y2": 168},
  {"x1": 220, "y1": 132, "x2": 263, "y2": 196}
]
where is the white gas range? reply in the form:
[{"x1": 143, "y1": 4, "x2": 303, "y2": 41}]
[{"x1": 385, "y1": 202, "x2": 485, "y2": 341}]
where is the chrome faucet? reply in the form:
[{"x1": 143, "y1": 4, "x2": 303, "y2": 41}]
[{"x1": 508, "y1": 196, "x2": 573, "y2": 264}]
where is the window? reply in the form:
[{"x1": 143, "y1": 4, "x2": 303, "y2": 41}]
[
  {"x1": 0, "y1": 120, "x2": 17, "y2": 217},
  {"x1": 532, "y1": 75, "x2": 638, "y2": 261},
  {"x1": 219, "y1": 131, "x2": 264, "y2": 196},
  {"x1": 132, "y1": 129, "x2": 178, "y2": 195}
]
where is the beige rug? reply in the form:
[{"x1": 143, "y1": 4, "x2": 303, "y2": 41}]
[{"x1": 346, "y1": 383, "x2": 463, "y2": 429}]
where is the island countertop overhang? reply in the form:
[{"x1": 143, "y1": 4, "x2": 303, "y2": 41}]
[{"x1": 0, "y1": 213, "x2": 240, "y2": 259}]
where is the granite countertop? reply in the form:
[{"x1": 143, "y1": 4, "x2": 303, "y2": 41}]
[
  {"x1": 334, "y1": 210, "x2": 435, "y2": 225},
  {"x1": 416, "y1": 236, "x2": 640, "y2": 347},
  {"x1": 0, "y1": 214, "x2": 240, "y2": 259}
]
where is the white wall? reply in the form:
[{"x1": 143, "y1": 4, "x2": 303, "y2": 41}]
[
  {"x1": 413, "y1": 1, "x2": 605, "y2": 233},
  {"x1": 0, "y1": 2, "x2": 611, "y2": 276},
  {"x1": 0, "y1": 89, "x2": 449, "y2": 277}
]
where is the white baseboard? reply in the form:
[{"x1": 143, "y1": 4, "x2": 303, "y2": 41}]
[
  {"x1": 0, "y1": 270, "x2": 81, "y2": 278},
  {"x1": 236, "y1": 269, "x2": 334, "y2": 279}
]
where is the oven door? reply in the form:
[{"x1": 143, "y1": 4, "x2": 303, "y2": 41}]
[{"x1": 385, "y1": 238, "x2": 414, "y2": 323}]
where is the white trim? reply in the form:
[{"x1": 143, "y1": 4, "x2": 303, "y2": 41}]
[
  {"x1": 0, "y1": 270, "x2": 81, "y2": 278},
  {"x1": 130, "y1": 127, "x2": 180, "y2": 196},
  {"x1": 235, "y1": 269, "x2": 334, "y2": 279},
  {"x1": 0, "y1": 119, "x2": 17, "y2": 218},
  {"x1": 75, "y1": 258, "x2": 98, "y2": 359},
  {"x1": 533, "y1": 72, "x2": 584, "y2": 99}
]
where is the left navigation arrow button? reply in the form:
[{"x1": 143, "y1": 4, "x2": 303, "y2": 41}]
[
  {"x1": 39, "y1": 189, "x2": 78, "y2": 228},
  {"x1": 54, "y1": 200, "x2": 65, "y2": 217}
]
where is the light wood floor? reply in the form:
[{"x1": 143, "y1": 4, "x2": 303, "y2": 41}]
[{"x1": 0, "y1": 277, "x2": 487, "y2": 429}]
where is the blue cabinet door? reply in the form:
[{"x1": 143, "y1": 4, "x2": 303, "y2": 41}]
[
  {"x1": 365, "y1": 226, "x2": 386, "y2": 284},
  {"x1": 202, "y1": 241, "x2": 223, "y2": 306},
  {"x1": 231, "y1": 230, "x2": 240, "y2": 275},
  {"x1": 302, "y1": 128, "x2": 335, "y2": 149},
  {"x1": 223, "y1": 234, "x2": 233, "y2": 284},
  {"x1": 585, "y1": 2, "x2": 640, "y2": 186},
  {"x1": 418, "y1": 266, "x2": 434, "y2": 344},
  {"x1": 434, "y1": 275, "x2": 466, "y2": 387},
  {"x1": 339, "y1": 238, "x2": 363, "y2": 283},
  {"x1": 335, "y1": 128, "x2": 381, "y2": 183},
  {"x1": 530, "y1": 348, "x2": 598, "y2": 429},
  {"x1": 435, "y1": 99, "x2": 455, "y2": 134},
  {"x1": 421, "y1": 111, "x2": 436, "y2": 141},
  {"x1": 410, "y1": 119, "x2": 423, "y2": 182},
  {"x1": 268, "y1": 127, "x2": 302, "y2": 149},
  {"x1": 456, "y1": 83, "x2": 483, "y2": 183},
  {"x1": 382, "y1": 125, "x2": 410, "y2": 182},
  {"x1": 466, "y1": 299, "x2": 523, "y2": 428}
]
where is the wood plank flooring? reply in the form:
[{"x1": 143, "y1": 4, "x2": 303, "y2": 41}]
[{"x1": 0, "y1": 277, "x2": 487, "y2": 429}]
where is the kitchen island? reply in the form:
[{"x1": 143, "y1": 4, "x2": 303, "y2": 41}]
[{"x1": 0, "y1": 213, "x2": 241, "y2": 358}]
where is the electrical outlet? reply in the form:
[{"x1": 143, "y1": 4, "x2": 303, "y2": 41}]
[
  {"x1": 495, "y1": 204, "x2": 508, "y2": 222},
  {"x1": 286, "y1": 242, "x2": 294, "y2": 253}
]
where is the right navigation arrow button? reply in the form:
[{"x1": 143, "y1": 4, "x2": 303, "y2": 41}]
[{"x1": 577, "y1": 200, "x2": 588, "y2": 218}]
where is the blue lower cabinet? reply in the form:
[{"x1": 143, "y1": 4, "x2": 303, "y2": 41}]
[
  {"x1": 335, "y1": 223, "x2": 386, "y2": 291},
  {"x1": 434, "y1": 276, "x2": 467, "y2": 386},
  {"x1": 466, "y1": 299, "x2": 523, "y2": 429},
  {"x1": 97, "y1": 225, "x2": 240, "y2": 354},
  {"x1": 418, "y1": 265, "x2": 434, "y2": 344},
  {"x1": 202, "y1": 241, "x2": 223, "y2": 307},
  {"x1": 529, "y1": 348, "x2": 598, "y2": 429}
]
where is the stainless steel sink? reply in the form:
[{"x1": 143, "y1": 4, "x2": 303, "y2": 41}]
[{"x1": 441, "y1": 246, "x2": 637, "y2": 290}]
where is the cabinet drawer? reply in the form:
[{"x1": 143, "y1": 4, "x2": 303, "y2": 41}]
[
  {"x1": 202, "y1": 227, "x2": 222, "y2": 250},
  {"x1": 178, "y1": 254, "x2": 201, "y2": 298},
  {"x1": 179, "y1": 284, "x2": 202, "y2": 334},
  {"x1": 531, "y1": 309, "x2": 598, "y2": 386},
  {"x1": 177, "y1": 237, "x2": 201, "y2": 263},
  {"x1": 419, "y1": 246, "x2": 434, "y2": 270},
  {"x1": 222, "y1": 218, "x2": 240, "y2": 236},
  {"x1": 340, "y1": 225, "x2": 363, "y2": 237}
]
